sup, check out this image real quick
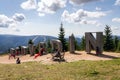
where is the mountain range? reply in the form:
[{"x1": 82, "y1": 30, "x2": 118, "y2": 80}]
[
  {"x1": 0, "y1": 34, "x2": 56, "y2": 53},
  {"x1": 0, "y1": 34, "x2": 81, "y2": 53}
]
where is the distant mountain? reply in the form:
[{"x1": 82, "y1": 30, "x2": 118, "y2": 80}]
[
  {"x1": 112, "y1": 35, "x2": 120, "y2": 39},
  {"x1": 0, "y1": 34, "x2": 82, "y2": 53},
  {"x1": 0, "y1": 34, "x2": 57, "y2": 53}
]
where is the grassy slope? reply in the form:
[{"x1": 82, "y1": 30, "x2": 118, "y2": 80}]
[{"x1": 0, "y1": 59, "x2": 120, "y2": 80}]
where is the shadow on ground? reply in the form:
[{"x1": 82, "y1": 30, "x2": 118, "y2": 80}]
[
  {"x1": 70, "y1": 52, "x2": 82, "y2": 55},
  {"x1": 52, "y1": 58, "x2": 66, "y2": 62},
  {"x1": 88, "y1": 53, "x2": 119, "y2": 59}
]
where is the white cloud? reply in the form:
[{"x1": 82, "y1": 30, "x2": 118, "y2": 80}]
[
  {"x1": 0, "y1": 13, "x2": 25, "y2": 28},
  {"x1": 15, "y1": 29, "x2": 20, "y2": 32},
  {"x1": 86, "y1": 11, "x2": 106, "y2": 18},
  {"x1": 20, "y1": 0, "x2": 105, "y2": 18},
  {"x1": 69, "y1": 0, "x2": 101, "y2": 5},
  {"x1": 115, "y1": 0, "x2": 120, "y2": 6},
  {"x1": 62, "y1": 9, "x2": 105, "y2": 26},
  {"x1": 13, "y1": 13, "x2": 25, "y2": 22},
  {"x1": 83, "y1": 20, "x2": 102, "y2": 26},
  {"x1": 21, "y1": 0, "x2": 37, "y2": 10},
  {"x1": 38, "y1": 13, "x2": 45, "y2": 16},
  {"x1": 12, "y1": 28, "x2": 20, "y2": 32},
  {"x1": 79, "y1": 19, "x2": 102, "y2": 26},
  {"x1": 37, "y1": 0, "x2": 66, "y2": 16},
  {"x1": 112, "y1": 18, "x2": 120, "y2": 22},
  {"x1": 0, "y1": 14, "x2": 10, "y2": 28},
  {"x1": 111, "y1": 27, "x2": 119, "y2": 31},
  {"x1": 8, "y1": 25, "x2": 20, "y2": 32}
]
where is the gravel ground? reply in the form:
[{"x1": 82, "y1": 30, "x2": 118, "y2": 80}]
[{"x1": 0, "y1": 51, "x2": 120, "y2": 64}]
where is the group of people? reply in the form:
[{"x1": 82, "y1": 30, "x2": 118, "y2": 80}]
[
  {"x1": 8, "y1": 46, "x2": 45, "y2": 64},
  {"x1": 9, "y1": 48, "x2": 23, "y2": 60}
]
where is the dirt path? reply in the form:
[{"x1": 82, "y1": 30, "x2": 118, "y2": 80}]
[{"x1": 0, "y1": 51, "x2": 120, "y2": 64}]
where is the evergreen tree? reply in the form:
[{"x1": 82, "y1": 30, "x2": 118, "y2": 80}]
[
  {"x1": 103, "y1": 25, "x2": 114, "y2": 51},
  {"x1": 46, "y1": 39, "x2": 52, "y2": 53},
  {"x1": 58, "y1": 23, "x2": 67, "y2": 51},
  {"x1": 74, "y1": 38, "x2": 80, "y2": 50},
  {"x1": 65, "y1": 41, "x2": 69, "y2": 51},
  {"x1": 116, "y1": 40, "x2": 120, "y2": 53},
  {"x1": 113, "y1": 36, "x2": 119, "y2": 51},
  {"x1": 80, "y1": 36, "x2": 85, "y2": 50},
  {"x1": 28, "y1": 39, "x2": 33, "y2": 44}
]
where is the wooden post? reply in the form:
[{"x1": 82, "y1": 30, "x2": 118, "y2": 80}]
[{"x1": 69, "y1": 34, "x2": 75, "y2": 53}]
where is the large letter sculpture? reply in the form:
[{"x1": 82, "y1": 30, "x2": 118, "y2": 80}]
[
  {"x1": 85, "y1": 32, "x2": 103, "y2": 55},
  {"x1": 50, "y1": 39, "x2": 62, "y2": 52}
]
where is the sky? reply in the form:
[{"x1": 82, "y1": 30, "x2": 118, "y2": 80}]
[{"x1": 0, "y1": 0, "x2": 120, "y2": 37}]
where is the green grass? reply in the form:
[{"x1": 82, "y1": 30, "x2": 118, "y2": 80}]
[
  {"x1": 0, "y1": 53, "x2": 9, "y2": 56},
  {"x1": 0, "y1": 59, "x2": 120, "y2": 80}
]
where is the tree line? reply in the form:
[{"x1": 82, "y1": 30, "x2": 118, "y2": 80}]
[
  {"x1": 28, "y1": 24, "x2": 120, "y2": 53},
  {"x1": 58, "y1": 24, "x2": 120, "y2": 53}
]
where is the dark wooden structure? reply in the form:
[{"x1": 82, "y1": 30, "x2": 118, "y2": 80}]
[
  {"x1": 85, "y1": 32, "x2": 103, "y2": 55},
  {"x1": 69, "y1": 34, "x2": 75, "y2": 53},
  {"x1": 50, "y1": 39, "x2": 65, "y2": 61}
]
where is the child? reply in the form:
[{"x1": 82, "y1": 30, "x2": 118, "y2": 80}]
[{"x1": 16, "y1": 57, "x2": 21, "y2": 64}]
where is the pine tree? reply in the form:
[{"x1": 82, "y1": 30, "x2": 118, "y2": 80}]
[
  {"x1": 103, "y1": 25, "x2": 114, "y2": 51},
  {"x1": 74, "y1": 39, "x2": 80, "y2": 50},
  {"x1": 28, "y1": 39, "x2": 33, "y2": 44},
  {"x1": 80, "y1": 36, "x2": 85, "y2": 50},
  {"x1": 58, "y1": 23, "x2": 67, "y2": 51},
  {"x1": 113, "y1": 36, "x2": 119, "y2": 51},
  {"x1": 116, "y1": 40, "x2": 120, "y2": 53},
  {"x1": 46, "y1": 39, "x2": 52, "y2": 53}
]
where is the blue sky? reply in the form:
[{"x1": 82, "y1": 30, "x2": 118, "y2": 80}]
[{"x1": 0, "y1": 0, "x2": 120, "y2": 37}]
